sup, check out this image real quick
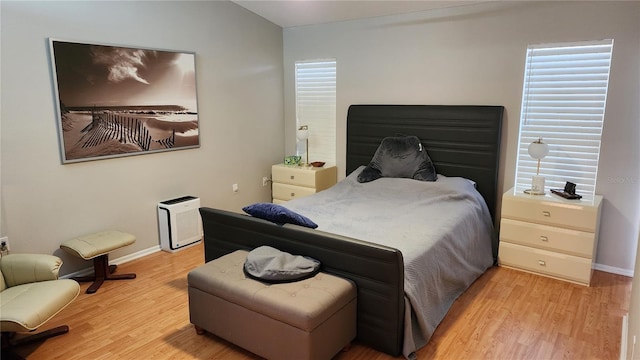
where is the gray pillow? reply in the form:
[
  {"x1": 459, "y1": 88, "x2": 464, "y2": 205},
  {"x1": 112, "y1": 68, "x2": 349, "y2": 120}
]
[
  {"x1": 357, "y1": 135, "x2": 437, "y2": 183},
  {"x1": 243, "y1": 246, "x2": 321, "y2": 283}
]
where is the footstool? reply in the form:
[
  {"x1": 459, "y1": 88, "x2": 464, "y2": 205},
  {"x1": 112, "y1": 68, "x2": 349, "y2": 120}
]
[
  {"x1": 188, "y1": 250, "x2": 357, "y2": 360},
  {"x1": 60, "y1": 230, "x2": 136, "y2": 294}
]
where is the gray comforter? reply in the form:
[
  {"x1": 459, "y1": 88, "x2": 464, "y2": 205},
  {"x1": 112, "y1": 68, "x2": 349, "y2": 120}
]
[{"x1": 283, "y1": 167, "x2": 494, "y2": 359}]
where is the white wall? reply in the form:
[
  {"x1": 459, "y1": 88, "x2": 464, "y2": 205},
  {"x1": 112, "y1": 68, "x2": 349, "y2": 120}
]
[
  {"x1": 624, "y1": 34, "x2": 640, "y2": 358},
  {"x1": 283, "y1": 1, "x2": 640, "y2": 273},
  {"x1": 626, "y1": 230, "x2": 640, "y2": 359},
  {"x1": 0, "y1": 0, "x2": 284, "y2": 274}
]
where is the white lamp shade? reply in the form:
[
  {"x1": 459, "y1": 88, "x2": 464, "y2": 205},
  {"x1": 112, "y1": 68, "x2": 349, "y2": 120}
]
[
  {"x1": 296, "y1": 127, "x2": 309, "y2": 141},
  {"x1": 528, "y1": 139, "x2": 549, "y2": 160}
]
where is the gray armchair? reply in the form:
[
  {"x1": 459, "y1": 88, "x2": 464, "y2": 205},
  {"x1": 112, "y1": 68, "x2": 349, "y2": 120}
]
[{"x1": 1, "y1": 254, "x2": 80, "y2": 356}]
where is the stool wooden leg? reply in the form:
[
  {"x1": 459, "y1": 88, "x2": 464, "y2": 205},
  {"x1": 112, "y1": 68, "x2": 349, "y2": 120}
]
[
  {"x1": 71, "y1": 275, "x2": 97, "y2": 282},
  {"x1": 74, "y1": 254, "x2": 136, "y2": 294}
]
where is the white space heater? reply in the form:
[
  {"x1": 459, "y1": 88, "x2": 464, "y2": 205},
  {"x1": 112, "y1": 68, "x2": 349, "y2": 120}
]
[{"x1": 158, "y1": 196, "x2": 202, "y2": 253}]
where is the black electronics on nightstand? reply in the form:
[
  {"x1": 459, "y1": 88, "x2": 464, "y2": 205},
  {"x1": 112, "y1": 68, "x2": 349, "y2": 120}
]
[{"x1": 551, "y1": 181, "x2": 582, "y2": 200}]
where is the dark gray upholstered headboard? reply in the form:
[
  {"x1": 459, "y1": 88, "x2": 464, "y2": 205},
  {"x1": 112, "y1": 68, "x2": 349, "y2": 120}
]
[{"x1": 346, "y1": 105, "x2": 503, "y2": 221}]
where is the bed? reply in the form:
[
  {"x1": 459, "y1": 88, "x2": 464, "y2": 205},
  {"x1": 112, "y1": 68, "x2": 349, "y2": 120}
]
[{"x1": 199, "y1": 104, "x2": 504, "y2": 357}]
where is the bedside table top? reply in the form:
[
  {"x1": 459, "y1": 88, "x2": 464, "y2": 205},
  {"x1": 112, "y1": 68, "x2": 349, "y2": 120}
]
[
  {"x1": 504, "y1": 187, "x2": 602, "y2": 208},
  {"x1": 273, "y1": 163, "x2": 335, "y2": 172}
]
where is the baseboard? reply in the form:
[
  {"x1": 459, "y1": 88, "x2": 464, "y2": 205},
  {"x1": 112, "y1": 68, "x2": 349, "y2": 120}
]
[
  {"x1": 62, "y1": 245, "x2": 162, "y2": 279},
  {"x1": 111, "y1": 245, "x2": 162, "y2": 265},
  {"x1": 595, "y1": 263, "x2": 634, "y2": 277},
  {"x1": 621, "y1": 313, "x2": 629, "y2": 360}
]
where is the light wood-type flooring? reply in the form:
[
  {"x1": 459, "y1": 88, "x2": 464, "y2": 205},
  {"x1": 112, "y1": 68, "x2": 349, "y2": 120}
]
[{"x1": 11, "y1": 242, "x2": 631, "y2": 359}]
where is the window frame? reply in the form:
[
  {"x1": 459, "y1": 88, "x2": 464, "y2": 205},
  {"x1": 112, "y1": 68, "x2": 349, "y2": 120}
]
[
  {"x1": 514, "y1": 39, "x2": 614, "y2": 198},
  {"x1": 294, "y1": 59, "x2": 337, "y2": 165}
]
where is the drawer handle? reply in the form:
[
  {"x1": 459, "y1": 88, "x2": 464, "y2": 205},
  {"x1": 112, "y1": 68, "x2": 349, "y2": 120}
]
[
  {"x1": 290, "y1": 175, "x2": 295, "y2": 180},
  {"x1": 542, "y1": 211, "x2": 551, "y2": 217},
  {"x1": 540, "y1": 236, "x2": 549, "y2": 242},
  {"x1": 291, "y1": 192, "x2": 296, "y2": 197},
  {"x1": 538, "y1": 260, "x2": 546, "y2": 266}
]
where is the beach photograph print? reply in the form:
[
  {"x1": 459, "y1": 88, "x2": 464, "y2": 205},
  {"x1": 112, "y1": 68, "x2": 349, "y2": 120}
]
[{"x1": 49, "y1": 39, "x2": 199, "y2": 163}]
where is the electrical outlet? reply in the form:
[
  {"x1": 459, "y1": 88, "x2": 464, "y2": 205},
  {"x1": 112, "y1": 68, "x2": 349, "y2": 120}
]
[
  {"x1": 262, "y1": 176, "x2": 271, "y2": 187},
  {"x1": 232, "y1": 183, "x2": 239, "y2": 193}
]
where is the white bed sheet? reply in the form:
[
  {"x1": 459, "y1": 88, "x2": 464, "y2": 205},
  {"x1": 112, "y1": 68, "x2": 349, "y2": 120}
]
[{"x1": 283, "y1": 167, "x2": 495, "y2": 359}]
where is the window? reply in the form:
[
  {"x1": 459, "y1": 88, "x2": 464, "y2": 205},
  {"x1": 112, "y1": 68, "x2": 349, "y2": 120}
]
[
  {"x1": 515, "y1": 40, "x2": 614, "y2": 197},
  {"x1": 295, "y1": 59, "x2": 336, "y2": 165}
]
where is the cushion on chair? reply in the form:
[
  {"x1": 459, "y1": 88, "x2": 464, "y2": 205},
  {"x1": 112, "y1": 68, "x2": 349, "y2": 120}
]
[
  {"x1": 0, "y1": 254, "x2": 63, "y2": 287},
  {"x1": 60, "y1": 231, "x2": 136, "y2": 260},
  {"x1": 0, "y1": 279, "x2": 80, "y2": 332}
]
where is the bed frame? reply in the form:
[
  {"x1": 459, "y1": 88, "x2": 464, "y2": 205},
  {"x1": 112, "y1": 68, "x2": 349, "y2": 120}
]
[{"x1": 199, "y1": 105, "x2": 503, "y2": 356}]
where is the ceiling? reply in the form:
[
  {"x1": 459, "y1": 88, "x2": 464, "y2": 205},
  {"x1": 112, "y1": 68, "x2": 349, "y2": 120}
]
[{"x1": 231, "y1": 1, "x2": 488, "y2": 28}]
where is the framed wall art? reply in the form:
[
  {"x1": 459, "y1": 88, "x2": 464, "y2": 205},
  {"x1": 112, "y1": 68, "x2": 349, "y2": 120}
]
[{"x1": 48, "y1": 39, "x2": 200, "y2": 163}]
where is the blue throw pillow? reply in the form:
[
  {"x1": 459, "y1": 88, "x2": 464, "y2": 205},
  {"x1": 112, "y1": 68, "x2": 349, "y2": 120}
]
[{"x1": 242, "y1": 203, "x2": 318, "y2": 229}]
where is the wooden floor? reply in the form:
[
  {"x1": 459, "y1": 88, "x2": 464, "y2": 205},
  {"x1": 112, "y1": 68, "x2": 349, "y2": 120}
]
[{"x1": 11, "y1": 242, "x2": 631, "y2": 359}]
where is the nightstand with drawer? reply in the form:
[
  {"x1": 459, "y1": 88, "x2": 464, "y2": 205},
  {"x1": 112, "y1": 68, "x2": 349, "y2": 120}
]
[
  {"x1": 271, "y1": 164, "x2": 337, "y2": 204},
  {"x1": 498, "y1": 187, "x2": 603, "y2": 286}
]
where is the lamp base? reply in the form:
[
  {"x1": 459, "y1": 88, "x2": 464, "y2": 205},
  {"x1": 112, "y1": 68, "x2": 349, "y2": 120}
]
[
  {"x1": 523, "y1": 189, "x2": 546, "y2": 195},
  {"x1": 525, "y1": 175, "x2": 546, "y2": 195}
]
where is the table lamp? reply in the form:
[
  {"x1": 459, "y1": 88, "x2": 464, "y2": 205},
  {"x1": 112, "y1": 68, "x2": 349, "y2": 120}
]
[
  {"x1": 296, "y1": 125, "x2": 309, "y2": 166},
  {"x1": 524, "y1": 137, "x2": 549, "y2": 195}
]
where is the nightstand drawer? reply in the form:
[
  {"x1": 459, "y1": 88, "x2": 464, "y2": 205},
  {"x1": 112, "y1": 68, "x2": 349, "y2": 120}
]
[
  {"x1": 500, "y1": 218, "x2": 595, "y2": 258},
  {"x1": 272, "y1": 183, "x2": 316, "y2": 201},
  {"x1": 272, "y1": 166, "x2": 318, "y2": 187},
  {"x1": 502, "y1": 196, "x2": 599, "y2": 232},
  {"x1": 499, "y1": 242, "x2": 592, "y2": 285}
]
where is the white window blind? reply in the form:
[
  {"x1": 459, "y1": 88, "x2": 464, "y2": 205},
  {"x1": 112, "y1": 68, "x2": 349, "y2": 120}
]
[
  {"x1": 295, "y1": 59, "x2": 336, "y2": 165},
  {"x1": 515, "y1": 40, "x2": 613, "y2": 197}
]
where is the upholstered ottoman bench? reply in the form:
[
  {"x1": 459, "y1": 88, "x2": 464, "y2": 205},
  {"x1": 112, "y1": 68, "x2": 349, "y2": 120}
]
[
  {"x1": 188, "y1": 250, "x2": 357, "y2": 360},
  {"x1": 60, "y1": 230, "x2": 136, "y2": 294}
]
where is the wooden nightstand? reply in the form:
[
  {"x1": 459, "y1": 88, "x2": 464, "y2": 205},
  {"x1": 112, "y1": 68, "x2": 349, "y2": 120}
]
[
  {"x1": 271, "y1": 164, "x2": 337, "y2": 204},
  {"x1": 498, "y1": 187, "x2": 603, "y2": 286}
]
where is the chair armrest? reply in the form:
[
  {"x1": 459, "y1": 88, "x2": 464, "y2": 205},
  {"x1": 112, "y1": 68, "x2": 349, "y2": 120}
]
[{"x1": 0, "y1": 254, "x2": 63, "y2": 287}]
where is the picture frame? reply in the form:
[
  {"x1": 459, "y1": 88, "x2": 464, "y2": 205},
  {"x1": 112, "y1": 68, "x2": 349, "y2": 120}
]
[{"x1": 48, "y1": 39, "x2": 200, "y2": 163}]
